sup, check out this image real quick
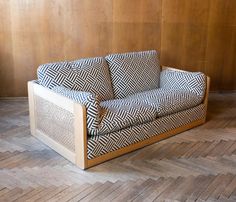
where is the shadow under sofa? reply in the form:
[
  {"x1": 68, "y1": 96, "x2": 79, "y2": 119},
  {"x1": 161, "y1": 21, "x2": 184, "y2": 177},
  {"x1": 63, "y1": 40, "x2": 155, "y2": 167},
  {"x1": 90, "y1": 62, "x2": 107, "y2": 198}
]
[{"x1": 28, "y1": 50, "x2": 210, "y2": 169}]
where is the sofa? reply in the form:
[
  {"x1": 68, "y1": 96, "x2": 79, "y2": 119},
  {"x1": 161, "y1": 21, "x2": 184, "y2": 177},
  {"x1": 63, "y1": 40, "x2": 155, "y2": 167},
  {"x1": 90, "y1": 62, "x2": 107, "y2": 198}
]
[{"x1": 28, "y1": 50, "x2": 210, "y2": 169}]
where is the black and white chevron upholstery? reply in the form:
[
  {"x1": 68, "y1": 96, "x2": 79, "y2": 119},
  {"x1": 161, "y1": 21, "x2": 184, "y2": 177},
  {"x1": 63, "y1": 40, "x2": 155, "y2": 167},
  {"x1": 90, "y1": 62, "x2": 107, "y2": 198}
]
[
  {"x1": 160, "y1": 69, "x2": 206, "y2": 98},
  {"x1": 105, "y1": 50, "x2": 160, "y2": 99},
  {"x1": 127, "y1": 88, "x2": 203, "y2": 117},
  {"x1": 52, "y1": 86, "x2": 100, "y2": 130},
  {"x1": 37, "y1": 57, "x2": 114, "y2": 101},
  {"x1": 87, "y1": 104, "x2": 206, "y2": 159}
]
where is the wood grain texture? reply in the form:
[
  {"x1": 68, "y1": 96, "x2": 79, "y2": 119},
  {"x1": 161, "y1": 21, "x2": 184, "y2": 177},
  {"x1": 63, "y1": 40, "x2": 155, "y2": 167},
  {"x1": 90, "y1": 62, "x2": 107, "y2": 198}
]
[
  {"x1": 0, "y1": 94, "x2": 236, "y2": 201},
  {"x1": 0, "y1": 0, "x2": 236, "y2": 96}
]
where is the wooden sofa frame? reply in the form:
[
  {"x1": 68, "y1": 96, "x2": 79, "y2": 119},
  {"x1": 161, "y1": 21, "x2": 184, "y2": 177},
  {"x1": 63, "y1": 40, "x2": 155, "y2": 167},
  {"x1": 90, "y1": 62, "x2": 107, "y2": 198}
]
[{"x1": 28, "y1": 67, "x2": 210, "y2": 169}]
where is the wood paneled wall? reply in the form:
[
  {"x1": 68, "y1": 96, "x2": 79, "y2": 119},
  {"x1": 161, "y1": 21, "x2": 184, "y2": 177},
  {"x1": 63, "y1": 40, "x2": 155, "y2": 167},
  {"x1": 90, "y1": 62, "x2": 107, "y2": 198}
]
[
  {"x1": 161, "y1": 0, "x2": 236, "y2": 91},
  {"x1": 0, "y1": 0, "x2": 235, "y2": 96}
]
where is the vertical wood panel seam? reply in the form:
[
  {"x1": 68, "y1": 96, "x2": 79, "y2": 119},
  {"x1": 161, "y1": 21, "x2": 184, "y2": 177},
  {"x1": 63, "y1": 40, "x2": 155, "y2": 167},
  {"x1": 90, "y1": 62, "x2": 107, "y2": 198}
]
[
  {"x1": 160, "y1": 0, "x2": 163, "y2": 62},
  {"x1": 203, "y1": 0, "x2": 211, "y2": 75}
]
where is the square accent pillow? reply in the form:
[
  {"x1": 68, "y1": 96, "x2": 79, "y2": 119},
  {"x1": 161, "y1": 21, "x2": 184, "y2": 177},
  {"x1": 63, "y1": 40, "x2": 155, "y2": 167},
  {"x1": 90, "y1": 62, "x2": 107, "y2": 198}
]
[{"x1": 105, "y1": 50, "x2": 161, "y2": 99}]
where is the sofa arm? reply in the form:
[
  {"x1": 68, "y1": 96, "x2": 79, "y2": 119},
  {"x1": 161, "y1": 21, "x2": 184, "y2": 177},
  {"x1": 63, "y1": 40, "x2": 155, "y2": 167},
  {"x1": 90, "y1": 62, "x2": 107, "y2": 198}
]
[
  {"x1": 28, "y1": 81, "x2": 88, "y2": 169},
  {"x1": 160, "y1": 66, "x2": 207, "y2": 98},
  {"x1": 52, "y1": 86, "x2": 100, "y2": 131}
]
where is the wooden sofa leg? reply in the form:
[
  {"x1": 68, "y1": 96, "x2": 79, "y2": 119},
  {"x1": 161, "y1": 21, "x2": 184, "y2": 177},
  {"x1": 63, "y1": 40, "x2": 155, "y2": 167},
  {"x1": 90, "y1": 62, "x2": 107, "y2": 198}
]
[
  {"x1": 28, "y1": 82, "x2": 36, "y2": 137},
  {"x1": 74, "y1": 103, "x2": 88, "y2": 169},
  {"x1": 204, "y1": 76, "x2": 211, "y2": 122}
]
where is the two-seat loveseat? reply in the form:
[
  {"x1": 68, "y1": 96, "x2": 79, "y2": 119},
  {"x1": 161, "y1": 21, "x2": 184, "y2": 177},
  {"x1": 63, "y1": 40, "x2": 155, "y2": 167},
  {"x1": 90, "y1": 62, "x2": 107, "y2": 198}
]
[{"x1": 28, "y1": 50, "x2": 210, "y2": 169}]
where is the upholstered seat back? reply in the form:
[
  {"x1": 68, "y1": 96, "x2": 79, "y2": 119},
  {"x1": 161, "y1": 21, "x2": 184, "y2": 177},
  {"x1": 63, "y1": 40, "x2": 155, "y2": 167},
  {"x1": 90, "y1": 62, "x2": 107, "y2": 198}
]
[
  {"x1": 105, "y1": 50, "x2": 161, "y2": 99},
  {"x1": 37, "y1": 57, "x2": 114, "y2": 101}
]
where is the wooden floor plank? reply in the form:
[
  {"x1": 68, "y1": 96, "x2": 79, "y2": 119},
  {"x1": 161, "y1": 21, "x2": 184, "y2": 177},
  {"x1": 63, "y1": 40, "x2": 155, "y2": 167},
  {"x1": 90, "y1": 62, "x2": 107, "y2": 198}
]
[
  {"x1": 34, "y1": 186, "x2": 69, "y2": 202},
  {"x1": 14, "y1": 187, "x2": 50, "y2": 202},
  {"x1": 132, "y1": 177, "x2": 165, "y2": 202},
  {"x1": 56, "y1": 183, "x2": 91, "y2": 202},
  {"x1": 220, "y1": 176, "x2": 236, "y2": 199},
  {"x1": 209, "y1": 174, "x2": 234, "y2": 200},
  {"x1": 68, "y1": 182, "x2": 102, "y2": 202},
  {"x1": 94, "y1": 180, "x2": 123, "y2": 201},
  {"x1": 112, "y1": 179, "x2": 155, "y2": 201},
  {"x1": 79, "y1": 181, "x2": 113, "y2": 202}
]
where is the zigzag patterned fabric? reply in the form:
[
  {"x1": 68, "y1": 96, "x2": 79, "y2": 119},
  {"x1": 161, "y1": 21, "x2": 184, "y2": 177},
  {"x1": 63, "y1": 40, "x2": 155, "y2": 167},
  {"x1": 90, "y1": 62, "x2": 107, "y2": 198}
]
[
  {"x1": 87, "y1": 104, "x2": 206, "y2": 159},
  {"x1": 52, "y1": 86, "x2": 100, "y2": 130},
  {"x1": 105, "y1": 50, "x2": 160, "y2": 99},
  {"x1": 37, "y1": 57, "x2": 114, "y2": 101},
  {"x1": 160, "y1": 69, "x2": 206, "y2": 98},
  {"x1": 127, "y1": 88, "x2": 203, "y2": 117}
]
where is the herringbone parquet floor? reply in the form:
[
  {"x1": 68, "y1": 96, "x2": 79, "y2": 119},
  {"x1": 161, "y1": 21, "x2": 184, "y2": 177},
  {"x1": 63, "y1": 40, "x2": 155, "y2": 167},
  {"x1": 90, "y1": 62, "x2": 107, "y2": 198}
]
[{"x1": 0, "y1": 93, "x2": 236, "y2": 202}]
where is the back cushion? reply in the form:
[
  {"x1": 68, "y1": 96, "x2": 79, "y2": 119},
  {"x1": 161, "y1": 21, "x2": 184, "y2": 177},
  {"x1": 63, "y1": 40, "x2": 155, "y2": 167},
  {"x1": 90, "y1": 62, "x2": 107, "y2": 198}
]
[
  {"x1": 37, "y1": 61, "x2": 71, "y2": 88},
  {"x1": 105, "y1": 50, "x2": 161, "y2": 99},
  {"x1": 37, "y1": 57, "x2": 114, "y2": 101}
]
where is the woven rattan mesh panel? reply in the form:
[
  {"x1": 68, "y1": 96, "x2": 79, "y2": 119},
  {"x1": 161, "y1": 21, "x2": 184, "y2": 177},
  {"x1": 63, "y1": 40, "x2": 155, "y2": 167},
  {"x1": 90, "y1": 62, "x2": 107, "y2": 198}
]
[{"x1": 35, "y1": 95, "x2": 75, "y2": 152}]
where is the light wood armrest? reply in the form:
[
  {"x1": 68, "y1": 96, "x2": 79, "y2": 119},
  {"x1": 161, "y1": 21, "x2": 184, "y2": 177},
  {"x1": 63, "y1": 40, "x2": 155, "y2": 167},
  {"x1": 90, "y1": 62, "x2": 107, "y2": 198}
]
[
  {"x1": 161, "y1": 66, "x2": 189, "y2": 73},
  {"x1": 28, "y1": 81, "x2": 88, "y2": 169}
]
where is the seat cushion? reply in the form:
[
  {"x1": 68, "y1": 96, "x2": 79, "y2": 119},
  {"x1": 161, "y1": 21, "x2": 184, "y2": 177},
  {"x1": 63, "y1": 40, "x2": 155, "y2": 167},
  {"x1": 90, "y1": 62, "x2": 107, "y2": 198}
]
[
  {"x1": 105, "y1": 50, "x2": 160, "y2": 99},
  {"x1": 90, "y1": 88, "x2": 202, "y2": 135},
  {"x1": 37, "y1": 61, "x2": 71, "y2": 88},
  {"x1": 127, "y1": 88, "x2": 203, "y2": 117},
  {"x1": 92, "y1": 98, "x2": 157, "y2": 135},
  {"x1": 88, "y1": 104, "x2": 206, "y2": 159},
  {"x1": 37, "y1": 57, "x2": 114, "y2": 101}
]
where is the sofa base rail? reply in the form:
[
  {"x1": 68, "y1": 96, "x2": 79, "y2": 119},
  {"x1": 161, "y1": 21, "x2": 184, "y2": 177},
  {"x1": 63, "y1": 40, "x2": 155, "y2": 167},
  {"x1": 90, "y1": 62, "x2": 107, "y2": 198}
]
[
  {"x1": 28, "y1": 69, "x2": 210, "y2": 170},
  {"x1": 32, "y1": 116, "x2": 205, "y2": 169},
  {"x1": 86, "y1": 118, "x2": 205, "y2": 168}
]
